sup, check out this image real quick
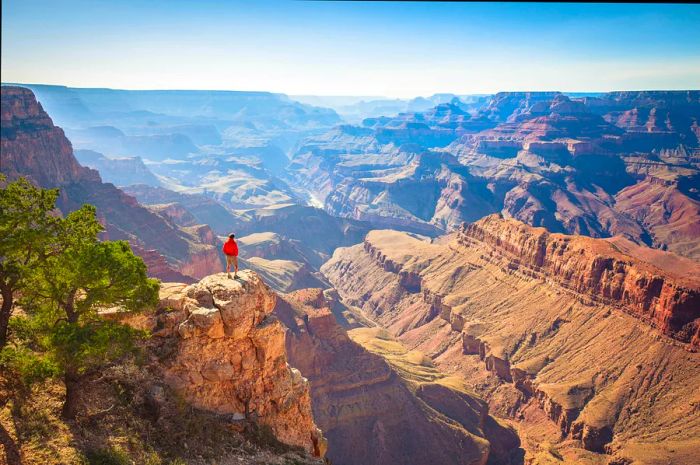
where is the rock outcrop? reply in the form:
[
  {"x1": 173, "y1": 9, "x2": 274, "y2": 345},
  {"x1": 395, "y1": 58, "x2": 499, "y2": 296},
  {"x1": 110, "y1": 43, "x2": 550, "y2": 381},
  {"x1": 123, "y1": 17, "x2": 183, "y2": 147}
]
[
  {"x1": 321, "y1": 217, "x2": 700, "y2": 464},
  {"x1": 138, "y1": 272, "x2": 326, "y2": 456}
]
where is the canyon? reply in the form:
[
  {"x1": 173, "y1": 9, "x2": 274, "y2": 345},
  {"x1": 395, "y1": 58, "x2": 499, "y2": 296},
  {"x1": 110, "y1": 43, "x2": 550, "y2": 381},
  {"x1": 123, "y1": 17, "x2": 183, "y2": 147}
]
[
  {"x1": 2, "y1": 84, "x2": 699, "y2": 465},
  {"x1": 276, "y1": 287, "x2": 521, "y2": 465},
  {"x1": 8, "y1": 85, "x2": 698, "y2": 269},
  {"x1": 291, "y1": 91, "x2": 700, "y2": 261},
  {"x1": 321, "y1": 215, "x2": 700, "y2": 464}
]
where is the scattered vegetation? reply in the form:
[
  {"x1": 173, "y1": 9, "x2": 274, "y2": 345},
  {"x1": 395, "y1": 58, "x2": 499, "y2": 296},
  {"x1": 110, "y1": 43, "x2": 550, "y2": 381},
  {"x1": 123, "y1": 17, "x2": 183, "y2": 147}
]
[{"x1": 0, "y1": 360, "x2": 322, "y2": 464}]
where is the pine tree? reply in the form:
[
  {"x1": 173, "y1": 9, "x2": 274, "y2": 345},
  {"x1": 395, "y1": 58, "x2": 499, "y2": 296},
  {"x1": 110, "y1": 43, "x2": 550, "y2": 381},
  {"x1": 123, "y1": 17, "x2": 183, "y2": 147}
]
[
  {"x1": 1, "y1": 177, "x2": 160, "y2": 419},
  {"x1": 0, "y1": 176, "x2": 60, "y2": 348},
  {"x1": 22, "y1": 205, "x2": 160, "y2": 418}
]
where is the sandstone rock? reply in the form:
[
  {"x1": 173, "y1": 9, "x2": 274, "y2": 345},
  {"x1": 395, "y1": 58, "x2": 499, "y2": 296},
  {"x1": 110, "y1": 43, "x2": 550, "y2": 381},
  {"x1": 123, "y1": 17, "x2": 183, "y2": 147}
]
[
  {"x1": 1, "y1": 86, "x2": 98, "y2": 186},
  {"x1": 614, "y1": 176, "x2": 700, "y2": 261},
  {"x1": 461, "y1": 214, "x2": 700, "y2": 346},
  {"x1": 570, "y1": 422, "x2": 613, "y2": 453},
  {"x1": 145, "y1": 271, "x2": 324, "y2": 455}
]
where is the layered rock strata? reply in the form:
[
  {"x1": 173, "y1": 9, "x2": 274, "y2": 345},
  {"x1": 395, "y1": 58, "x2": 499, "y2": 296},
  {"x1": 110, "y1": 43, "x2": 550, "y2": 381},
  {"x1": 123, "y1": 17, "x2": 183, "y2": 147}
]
[
  {"x1": 321, "y1": 216, "x2": 700, "y2": 464},
  {"x1": 275, "y1": 288, "x2": 520, "y2": 465},
  {"x1": 461, "y1": 215, "x2": 700, "y2": 345}
]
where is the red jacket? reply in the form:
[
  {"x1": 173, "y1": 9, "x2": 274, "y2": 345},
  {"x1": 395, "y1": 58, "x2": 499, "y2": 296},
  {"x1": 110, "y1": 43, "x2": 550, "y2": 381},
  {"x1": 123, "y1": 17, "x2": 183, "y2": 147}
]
[{"x1": 223, "y1": 238, "x2": 238, "y2": 256}]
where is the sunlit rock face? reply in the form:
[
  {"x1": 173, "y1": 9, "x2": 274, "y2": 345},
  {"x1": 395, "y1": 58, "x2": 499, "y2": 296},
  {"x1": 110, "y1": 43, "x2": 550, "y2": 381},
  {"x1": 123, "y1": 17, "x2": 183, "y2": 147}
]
[
  {"x1": 146, "y1": 271, "x2": 326, "y2": 456},
  {"x1": 322, "y1": 216, "x2": 700, "y2": 464}
]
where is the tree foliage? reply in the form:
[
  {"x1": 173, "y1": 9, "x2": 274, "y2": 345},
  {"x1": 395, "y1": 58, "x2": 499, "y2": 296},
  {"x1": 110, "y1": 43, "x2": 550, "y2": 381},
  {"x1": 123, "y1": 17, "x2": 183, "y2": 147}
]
[
  {"x1": 24, "y1": 205, "x2": 160, "y2": 321},
  {"x1": 0, "y1": 175, "x2": 61, "y2": 347},
  {"x1": 0, "y1": 176, "x2": 160, "y2": 418}
]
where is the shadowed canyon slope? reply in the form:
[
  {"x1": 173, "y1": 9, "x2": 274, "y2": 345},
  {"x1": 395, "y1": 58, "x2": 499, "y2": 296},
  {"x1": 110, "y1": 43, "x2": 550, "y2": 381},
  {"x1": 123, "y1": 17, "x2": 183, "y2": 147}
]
[
  {"x1": 321, "y1": 215, "x2": 700, "y2": 464},
  {"x1": 275, "y1": 288, "x2": 521, "y2": 465}
]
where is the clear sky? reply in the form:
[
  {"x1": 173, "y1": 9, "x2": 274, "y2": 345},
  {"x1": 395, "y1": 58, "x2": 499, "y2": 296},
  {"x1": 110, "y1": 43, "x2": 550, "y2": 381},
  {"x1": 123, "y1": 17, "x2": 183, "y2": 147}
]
[{"x1": 2, "y1": 0, "x2": 699, "y2": 98}]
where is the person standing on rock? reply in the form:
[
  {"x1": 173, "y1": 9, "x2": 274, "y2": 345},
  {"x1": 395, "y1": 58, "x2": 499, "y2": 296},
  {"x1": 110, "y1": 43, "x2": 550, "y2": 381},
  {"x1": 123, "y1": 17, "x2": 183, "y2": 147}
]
[{"x1": 223, "y1": 233, "x2": 239, "y2": 279}]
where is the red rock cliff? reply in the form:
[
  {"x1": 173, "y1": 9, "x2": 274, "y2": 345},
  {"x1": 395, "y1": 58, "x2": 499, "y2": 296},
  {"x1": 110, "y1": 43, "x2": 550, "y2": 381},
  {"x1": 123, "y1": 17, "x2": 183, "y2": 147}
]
[
  {"x1": 460, "y1": 214, "x2": 700, "y2": 347},
  {"x1": 1, "y1": 86, "x2": 97, "y2": 185}
]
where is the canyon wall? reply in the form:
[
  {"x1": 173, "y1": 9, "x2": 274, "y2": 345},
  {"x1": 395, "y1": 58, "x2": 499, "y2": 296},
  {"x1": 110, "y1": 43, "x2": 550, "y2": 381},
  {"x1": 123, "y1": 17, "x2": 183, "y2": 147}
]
[
  {"x1": 275, "y1": 288, "x2": 520, "y2": 465},
  {"x1": 1, "y1": 86, "x2": 97, "y2": 186},
  {"x1": 321, "y1": 217, "x2": 700, "y2": 464},
  {"x1": 461, "y1": 215, "x2": 700, "y2": 345}
]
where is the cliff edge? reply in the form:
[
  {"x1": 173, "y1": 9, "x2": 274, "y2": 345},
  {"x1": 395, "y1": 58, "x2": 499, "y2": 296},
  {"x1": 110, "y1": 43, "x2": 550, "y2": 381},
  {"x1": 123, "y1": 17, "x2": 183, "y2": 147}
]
[{"x1": 122, "y1": 270, "x2": 326, "y2": 456}]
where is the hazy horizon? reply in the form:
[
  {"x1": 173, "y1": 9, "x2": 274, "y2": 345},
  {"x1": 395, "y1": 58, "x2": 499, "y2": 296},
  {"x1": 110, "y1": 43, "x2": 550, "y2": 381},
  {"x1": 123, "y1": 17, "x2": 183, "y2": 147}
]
[
  {"x1": 2, "y1": 1, "x2": 699, "y2": 98},
  {"x1": 3, "y1": 82, "x2": 697, "y2": 101}
]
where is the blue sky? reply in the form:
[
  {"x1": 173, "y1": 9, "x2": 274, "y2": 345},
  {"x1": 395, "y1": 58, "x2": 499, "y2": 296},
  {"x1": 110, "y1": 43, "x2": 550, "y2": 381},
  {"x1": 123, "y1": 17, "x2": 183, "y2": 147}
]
[{"x1": 2, "y1": 1, "x2": 699, "y2": 97}]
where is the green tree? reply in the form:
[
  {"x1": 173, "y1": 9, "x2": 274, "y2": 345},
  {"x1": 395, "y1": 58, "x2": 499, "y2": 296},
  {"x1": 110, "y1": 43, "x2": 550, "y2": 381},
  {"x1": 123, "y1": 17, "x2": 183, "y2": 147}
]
[
  {"x1": 22, "y1": 204, "x2": 160, "y2": 419},
  {"x1": 0, "y1": 176, "x2": 60, "y2": 348}
]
